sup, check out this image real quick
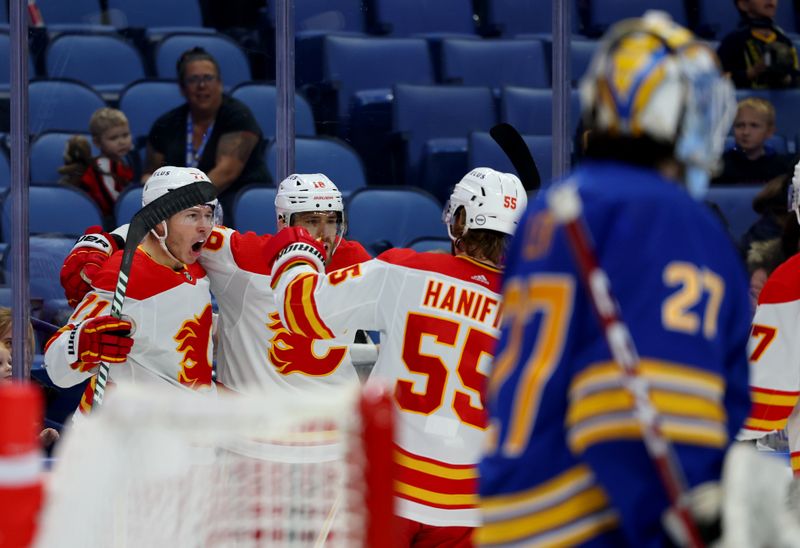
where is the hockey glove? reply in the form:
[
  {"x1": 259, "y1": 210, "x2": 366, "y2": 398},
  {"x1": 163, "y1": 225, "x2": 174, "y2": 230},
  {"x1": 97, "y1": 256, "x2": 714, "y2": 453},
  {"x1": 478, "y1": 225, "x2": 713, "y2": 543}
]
[
  {"x1": 61, "y1": 226, "x2": 123, "y2": 307},
  {"x1": 69, "y1": 316, "x2": 133, "y2": 372},
  {"x1": 265, "y1": 227, "x2": 327, "y2": 286}
]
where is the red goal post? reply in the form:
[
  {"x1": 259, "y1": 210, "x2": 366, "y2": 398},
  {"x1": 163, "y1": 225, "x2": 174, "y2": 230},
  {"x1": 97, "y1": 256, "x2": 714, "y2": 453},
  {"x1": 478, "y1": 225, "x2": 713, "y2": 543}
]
[{"x1": 35, "y1": 382, "x2": 394, "y2": 547}]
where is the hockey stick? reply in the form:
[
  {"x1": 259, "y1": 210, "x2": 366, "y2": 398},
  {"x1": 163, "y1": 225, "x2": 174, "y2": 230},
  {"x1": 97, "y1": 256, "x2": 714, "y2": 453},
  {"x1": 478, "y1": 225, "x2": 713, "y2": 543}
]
[
  {"x1": 90, "y1": 181, "x2": 218, "y2": 409},
  {"x1": 489, "y1": 122, "x2": 541, "y2": 191},
  {"x1": 547, "y1": 183, "x2": 706, "y2": 548}
]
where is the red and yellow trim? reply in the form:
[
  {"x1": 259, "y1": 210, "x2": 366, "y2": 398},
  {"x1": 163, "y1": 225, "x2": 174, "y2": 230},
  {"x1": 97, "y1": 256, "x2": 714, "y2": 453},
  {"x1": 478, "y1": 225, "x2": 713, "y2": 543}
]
[
  {"x1": 394, "y1": 444, "x2": 477, "y2": 510},
  {"x1": 744, "y1": 387, "x2": 800, "y2": 432}
]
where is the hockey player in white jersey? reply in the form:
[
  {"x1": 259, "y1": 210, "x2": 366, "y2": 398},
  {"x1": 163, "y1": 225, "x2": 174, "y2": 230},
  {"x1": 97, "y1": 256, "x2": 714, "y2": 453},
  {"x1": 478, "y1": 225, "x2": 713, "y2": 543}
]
[
  {"x1": 266, "y1": 168, "x2": 527, "y2": 546},
  {"x1": 60, "y1": 173, "x2": 371, "y2": 396},
  {"x1": 740, "y1": 160, "x2": 800, "y2": 475},
  {"x1": 46, "y1": 167, "x2": 218, "y2": 410}
]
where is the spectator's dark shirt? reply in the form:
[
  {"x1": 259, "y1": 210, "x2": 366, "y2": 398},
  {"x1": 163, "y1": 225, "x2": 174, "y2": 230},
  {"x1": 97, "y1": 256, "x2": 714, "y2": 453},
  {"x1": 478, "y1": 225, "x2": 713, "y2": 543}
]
[
  {"x1": 712, "y1": 147, "x2": 794, "y2": 185},
  {"x1": 717, "y1": 18, "x2": 800, "y2": 88},
  {"x1": 148, "y1": 95, "x2": 270, "y2": 199}
]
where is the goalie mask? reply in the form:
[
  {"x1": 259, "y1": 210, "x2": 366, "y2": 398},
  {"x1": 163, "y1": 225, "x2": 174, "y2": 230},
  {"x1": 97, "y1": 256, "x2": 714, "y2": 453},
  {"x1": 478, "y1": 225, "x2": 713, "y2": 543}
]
[
  {"x1": 275, "y1": 173, "x2": 346, "y2": 258},
  {"x1": 579, "y1": 10, "x2": 736, "y2": 199},
  {"x1": 443, "y1": 167, "x2": 527, "y2": 242}
]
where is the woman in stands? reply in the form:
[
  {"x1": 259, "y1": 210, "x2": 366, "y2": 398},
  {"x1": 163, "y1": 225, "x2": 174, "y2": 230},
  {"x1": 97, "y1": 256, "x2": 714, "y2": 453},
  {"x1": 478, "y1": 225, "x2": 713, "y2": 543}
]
[{"x1": 143, "y1": 47, "x2": 270, "y2": 225}]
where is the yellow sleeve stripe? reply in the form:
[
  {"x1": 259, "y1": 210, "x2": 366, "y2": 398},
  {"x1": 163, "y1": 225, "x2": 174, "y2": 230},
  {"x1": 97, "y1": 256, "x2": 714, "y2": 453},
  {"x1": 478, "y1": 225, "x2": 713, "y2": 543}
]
[
  {"x1": 395, "y1": 480, "x2": 477, "y2": 507},
  {"x1": 569, "y1": 417, "x2": 727, "y2": 454},
  {"x1": 744, "y1": 417, "x2": 790, "y2": 432},
  {"x1": 480, "y1": 465, "x2": 592, "y2": 514},
  {"x1": 395, "y1": 450, "x2": 477, "y2": 481},
  {"x1": 571, "y1": 360, "x2": 724, "y2": 399},
  {"x1": 751, "y1": 391, "x2": 799, "y2": 407},
  {"x1": 791, "y1": 453, "x2": 800, "y2": 474},
  {"x1": 567, "y1": 388, "x2": 725, "y2": 427},
  {"x1": 478, "y1": 485, "x2": 611, "y2": 544}
]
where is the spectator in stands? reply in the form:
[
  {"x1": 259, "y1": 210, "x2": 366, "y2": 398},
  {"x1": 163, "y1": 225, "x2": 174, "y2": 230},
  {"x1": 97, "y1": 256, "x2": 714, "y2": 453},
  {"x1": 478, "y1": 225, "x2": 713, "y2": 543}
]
[
  {"x1": 0, "y1": 308, "x2": 60, "y2": 447},
  {"x1": 712, "y1": 97, "x2": 794, "y2": 185},
  {"x1": 144, "y1": 47, "x2": 270, "y2": 224},
  {"x1": 740, "y1": 171, "x2": 793, "y2": 252},
  {"x1": 58, "y1": 108, "x2": 135, "y2": 228},
  {"x1": 717, "y1": 0, "x2": 800, "y2": 88},
  {"x1": 746, "y1": 218, "x2": 800, "y2": 309}
]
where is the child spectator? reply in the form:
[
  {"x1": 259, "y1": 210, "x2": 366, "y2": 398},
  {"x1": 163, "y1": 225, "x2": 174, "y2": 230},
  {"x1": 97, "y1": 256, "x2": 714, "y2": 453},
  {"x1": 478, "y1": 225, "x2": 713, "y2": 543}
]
[
  {"x1": 712, "y1": 97, "x2": 794, "y2": 184},
  {"x1": 717, "y1": 0, "x2": 800, "y2": 88},
  {"x1": 58, "y1": 108, "x2": 135, "y2": 227},
  {"x1": 0, "y1": 308, "x2": 59, "y2": 447}
]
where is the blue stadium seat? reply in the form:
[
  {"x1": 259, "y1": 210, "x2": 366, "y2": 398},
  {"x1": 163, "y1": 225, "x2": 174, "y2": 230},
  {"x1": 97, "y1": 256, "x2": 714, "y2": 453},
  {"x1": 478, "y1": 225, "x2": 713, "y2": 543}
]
[
  {"x1": 118, "y1": 79, "x2": 185, "y2": 143},
  {"x1": 370, "y1": 0, "x2": 477, "y2": 36},
  {"x1": 468, "y1": 131, "x2": 554, "y2": 185},
  {"x1": 346, "y1": 187, "x2": 443, "y2": 253},
  {"x1": 45, "y1": 33, "x2": 147, "y2": 98},
  {"x1": 406, "y1": 235, "x2": 450, "y2": 252},
  {"x1": 29, "y1": 79, "x2": 106, "y2": 135},
  {"x1": 705, "y1": 185, "x2": 761, "y2": 243},
  {"x1": 500, "y1": 86, "x2": 581, "y2": 137},
  {"x1": 232, "y1": 185, "x2": 277, "y2": 235},
  {"x1": 322, "y1": 36, "x2": 435, "y2": 133},
  {"x1": 440, "y1": 39, "x2": 550, "y2": 91},
  {"x1": 265, "y1": 137, "x2": 367, "y2": 195},
  {"x1": 0, "y1": 32, "x2": 36, "y2": 89},
  {"x1": 154, "y1": 34, "x2": 251, "y2": 90},
  {"x1": 115, "y1": 185, "x2": 143, "y2": 225},
  {"x1": 106, "y1": 0, "x2": 205, "y2": 33},
  {"x1": 2, "y1": 186, "x2": 103, "y2": 241},
  {"x1": 569, "y1": 39, "x2": 598, "y2": 85},
  {"x1": 775, "y1": 0, "x2": 798, "y2": 35},
  {"x1": 481, "y1": 0, "x2": 580, "y2": 38},
  {"x1": 696, "y1": 0, "x2": 743, "y2": 39},
  {"x1": 30, "y1": 132, "x2": 95, "y2": 185},
  {"x1": 266, "y1": 0, "x2": 367, "y2": 34},
  {"x1": 35, "y1": 0, "x2": 115, "y2": 34},
  {"x1": 231, "y1": 83, "x2": 316, "y2": 139},
  {"x1": 585, "y1": 0, "x2": 688, "y2": 37},
  {"x1": 392, "y1": 84, "x2": 497, "y2": 194}
]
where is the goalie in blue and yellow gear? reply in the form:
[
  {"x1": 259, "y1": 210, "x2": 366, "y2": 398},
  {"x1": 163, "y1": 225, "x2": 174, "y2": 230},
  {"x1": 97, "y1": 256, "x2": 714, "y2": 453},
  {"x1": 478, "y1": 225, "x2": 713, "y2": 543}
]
[{"x1": 478, "y1": 11, "x2": 752, "y2": 547}]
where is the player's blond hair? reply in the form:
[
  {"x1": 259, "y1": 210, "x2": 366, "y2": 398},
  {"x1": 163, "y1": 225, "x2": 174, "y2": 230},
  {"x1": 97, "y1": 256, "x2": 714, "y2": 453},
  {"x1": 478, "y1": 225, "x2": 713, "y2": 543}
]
[
  {"x1": 88, "y1": 107, "x2": 129, "y2": 138},
  {"x1": 0, "y1": 307, "x2": 36, "y2": 362},
  {"x1": 737, "y1": 97, "x2": 776, "y2": 128}
]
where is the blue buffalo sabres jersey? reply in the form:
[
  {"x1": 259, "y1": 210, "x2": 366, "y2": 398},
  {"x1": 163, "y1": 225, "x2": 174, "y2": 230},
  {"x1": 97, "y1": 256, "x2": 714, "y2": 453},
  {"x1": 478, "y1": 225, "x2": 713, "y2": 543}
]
[{"x1": 478, "y1": 161, "x2": 751, "y2": 547}]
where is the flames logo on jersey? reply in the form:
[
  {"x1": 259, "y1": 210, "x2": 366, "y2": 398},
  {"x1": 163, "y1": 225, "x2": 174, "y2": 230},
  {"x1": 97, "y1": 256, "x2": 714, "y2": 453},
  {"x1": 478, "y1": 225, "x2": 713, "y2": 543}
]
[
  {"x1": 174, "y1": 304, "x2": 213, "y2": 389},
  {"x1": 267, "y1": 312, "x2": 347, "y2": 376}
]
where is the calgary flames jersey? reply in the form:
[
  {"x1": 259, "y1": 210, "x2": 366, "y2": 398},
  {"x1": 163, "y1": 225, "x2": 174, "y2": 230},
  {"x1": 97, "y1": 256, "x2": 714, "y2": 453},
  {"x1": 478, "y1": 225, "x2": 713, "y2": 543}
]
[
  {"x1": 200, "y1": 227, "x2": 368, "y2": 395},
  {"x1": 740, "y1": 252, "x2": 800, "y2": 474},
  {"x1": 45, "y1": 248, "x2": 216, "y2": 411},
  {"x1": 273, "y1": 248, "x2": 504, "y2": 527}
]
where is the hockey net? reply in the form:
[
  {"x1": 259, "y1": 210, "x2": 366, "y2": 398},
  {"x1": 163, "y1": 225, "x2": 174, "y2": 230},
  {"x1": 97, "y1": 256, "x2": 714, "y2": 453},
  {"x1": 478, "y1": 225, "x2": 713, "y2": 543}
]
[{"x1": 34, "y1": 382, "x2": 394, "y2": 547}]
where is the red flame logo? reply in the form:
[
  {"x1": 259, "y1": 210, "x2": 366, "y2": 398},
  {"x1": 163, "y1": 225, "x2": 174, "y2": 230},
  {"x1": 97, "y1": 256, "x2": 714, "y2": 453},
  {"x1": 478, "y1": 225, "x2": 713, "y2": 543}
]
[
  {"x1": 175, "y1": 304, "x2": 213, "y2": 389},
  {"x1": 267, "y1": 312, "x2": 347, "y2": 376}
]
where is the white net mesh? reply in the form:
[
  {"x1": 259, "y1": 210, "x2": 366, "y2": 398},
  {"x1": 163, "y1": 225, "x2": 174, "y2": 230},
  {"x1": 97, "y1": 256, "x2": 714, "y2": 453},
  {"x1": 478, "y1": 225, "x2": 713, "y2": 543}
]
[{"x1": 35, "y1": 383, "x2": 379, "y2": 548}]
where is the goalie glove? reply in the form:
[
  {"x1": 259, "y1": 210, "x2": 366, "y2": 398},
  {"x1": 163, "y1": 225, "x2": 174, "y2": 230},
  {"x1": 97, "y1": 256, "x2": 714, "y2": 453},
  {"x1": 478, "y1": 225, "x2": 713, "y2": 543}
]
[
  {"x1": 264, "y1": 227, "x2": 327, "y2": 287},
  {"x1": 61, "y1": 226, "x2": 124, "y2": 307},
  {"x1": 67, "y1": 315, "x2": 134, "y2": 372}
]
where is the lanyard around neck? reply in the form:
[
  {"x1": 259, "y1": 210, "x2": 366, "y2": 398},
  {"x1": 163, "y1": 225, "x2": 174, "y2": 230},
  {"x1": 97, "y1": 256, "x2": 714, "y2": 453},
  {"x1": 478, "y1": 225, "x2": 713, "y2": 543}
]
[{"x1": 186, "y1": 114, "x2": 215, "y2": 168}]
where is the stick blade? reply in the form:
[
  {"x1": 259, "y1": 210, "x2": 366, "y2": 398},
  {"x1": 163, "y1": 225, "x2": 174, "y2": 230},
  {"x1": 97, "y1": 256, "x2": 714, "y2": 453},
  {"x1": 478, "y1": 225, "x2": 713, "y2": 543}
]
[{"x1": 489, "y1": 123, "x2": 542, "y2": 191}]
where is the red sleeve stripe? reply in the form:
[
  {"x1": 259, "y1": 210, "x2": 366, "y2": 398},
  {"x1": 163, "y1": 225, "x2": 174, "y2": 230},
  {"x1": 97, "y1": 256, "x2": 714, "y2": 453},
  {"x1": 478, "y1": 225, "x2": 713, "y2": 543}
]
[
  {"x1": 270, "y1": 258, "x2": 320, "y2": 290},
  {"x1": 283, "y1": 273, "x2": 335, "y2": 340},
  {"x1": 393, "y1": 444, "x2": 477, "y2": 510},
  {"x1": 748, "y1": 402, "x2": 797, "y2": 421},
  {"x1": 791, "y1": 452, "x2": 800, "y2": 476},
  {"x1": 752, "y1": 386, "x2": 800, "y2": 397}
]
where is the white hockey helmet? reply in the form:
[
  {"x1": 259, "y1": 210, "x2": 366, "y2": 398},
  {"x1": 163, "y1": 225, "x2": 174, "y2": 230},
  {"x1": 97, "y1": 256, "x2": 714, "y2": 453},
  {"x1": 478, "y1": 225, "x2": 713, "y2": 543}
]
[
  {"x1": 580, "y1": 10, "x2": 736, "y2": 198},
  {"x1": 142, "y1": 166, "x2": 217, "y2": 207},
  {"x1": 789, "y1": 161, "x2": 800, "y2": 225},
  {"x1": 275, "y1": 173, "x2": 346, "y2": 255},
  {"x1": 443, "y1": 167, "x2": 527, "y2": 242}
]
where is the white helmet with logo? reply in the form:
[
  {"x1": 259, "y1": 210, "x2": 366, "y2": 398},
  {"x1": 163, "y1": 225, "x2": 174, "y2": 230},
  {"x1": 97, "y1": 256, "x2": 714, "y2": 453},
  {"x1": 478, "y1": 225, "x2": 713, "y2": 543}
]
[
  {"x1": 142, "y1": 166, "x2": 218, "y2": 209},
  {"x1": 275, "y1": 173, "x2": 346, "y2": 256},
  {"x1": 443, "y1": 167, "x2": 527, "y2": 242}
]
